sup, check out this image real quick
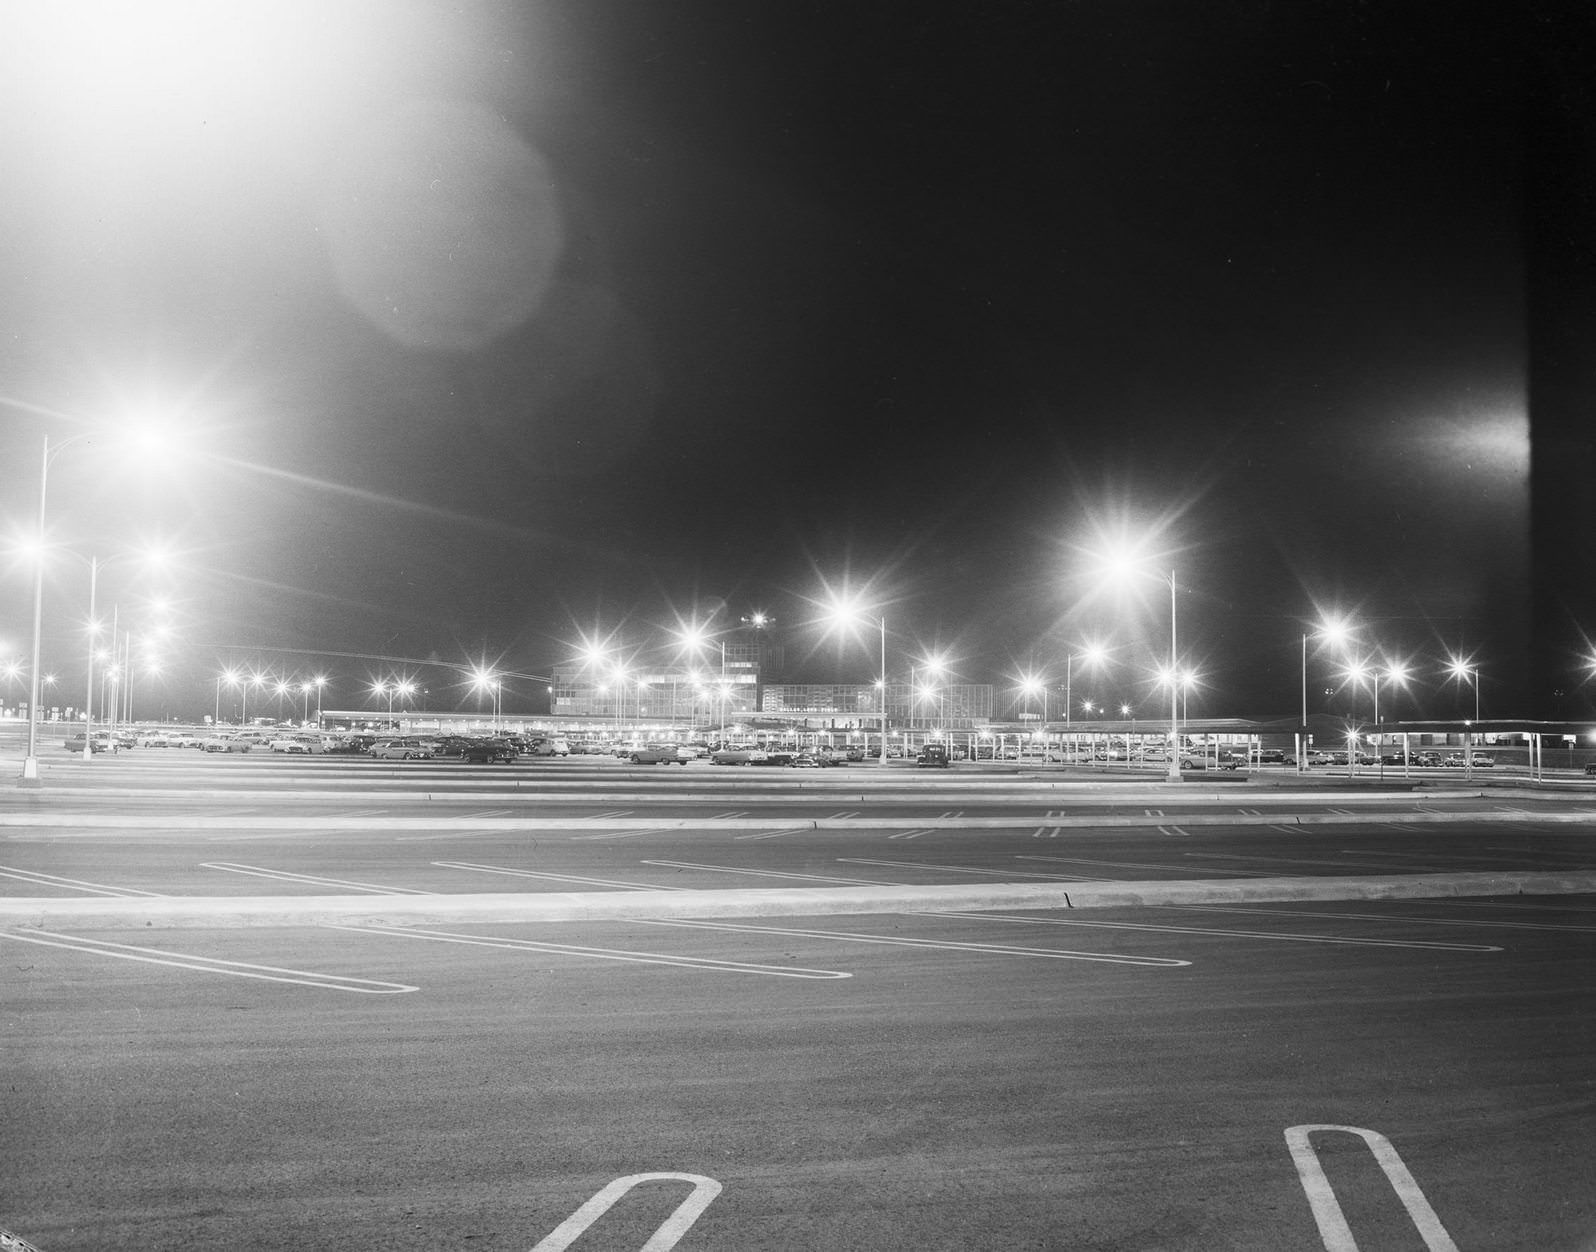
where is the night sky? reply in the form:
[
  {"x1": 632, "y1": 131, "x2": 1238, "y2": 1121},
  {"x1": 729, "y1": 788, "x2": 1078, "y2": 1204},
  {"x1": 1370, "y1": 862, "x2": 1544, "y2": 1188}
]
[{"x1": 1, "y1": 2, "x2": 1582, "y2": 723}]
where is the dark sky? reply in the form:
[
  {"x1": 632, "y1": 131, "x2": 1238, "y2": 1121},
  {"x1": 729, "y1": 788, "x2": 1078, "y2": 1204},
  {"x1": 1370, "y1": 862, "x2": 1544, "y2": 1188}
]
[{"x1": 0, "y1": 2, "x2": 1571, "y2": 722}]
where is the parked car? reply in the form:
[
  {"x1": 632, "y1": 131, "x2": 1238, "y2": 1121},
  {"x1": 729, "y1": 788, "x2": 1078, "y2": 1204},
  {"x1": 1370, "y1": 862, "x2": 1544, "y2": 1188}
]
[
  {"x1": 63, "y1": 733, "x2": 118, "y2": 753},
  {"x1": 1584, "y1": 762, "x2": 1596, "y2": 776},
  {"x1": 369, "y1": 739, "x2": 432, "y2": 760},
  {"x1": 626, "y1": 743, "x2": 688, "y2": 765},
  {"x1": 460, "y1": 739, "x2": 517, "y2": 764},
  {"x1": 711, "y1": 746, "x2": 767, "y2": 765},
  {"x1": 917, "y1": 744, "x2": 951, "y2": 768},
  {"x1": 201, "y1": 735, "x2": 248, "y2": 753},
  {"x1": 269, "y1": 734, "x2": 323, "y2": 754},
  {"x1": 1257, "y1": 748, "x2": 1286, "y2": 765},
  {"x1": 1416, "y1": 751, "x2": 1444, "y2": 768},
  {"x1": 529, "y1": 737, "x2": 571, "y2": 757}
]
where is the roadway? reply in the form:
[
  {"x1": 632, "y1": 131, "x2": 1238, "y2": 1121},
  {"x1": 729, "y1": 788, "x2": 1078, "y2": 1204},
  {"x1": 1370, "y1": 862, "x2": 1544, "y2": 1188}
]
[{"x1": 2, "y1": 747, "x2": 1594, "y2": 1250}]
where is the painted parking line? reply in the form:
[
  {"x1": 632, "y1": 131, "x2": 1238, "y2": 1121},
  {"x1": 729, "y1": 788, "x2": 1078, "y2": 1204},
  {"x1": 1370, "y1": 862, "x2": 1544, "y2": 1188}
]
[
  {"x1": 710, "y1": 811, "x2": 748, "y2": 819},
  {"x1": 1019, "y1": 854, "x2": 1270, "y2": 878},
  {"x1": 838, "y1": 856, "x2": 1092, "y2": 882},
  {"x1": 572, "y1": 827, "x2": 681, "y2": 842},
  {"x1": 1179, "y1": 903, "x2": 1596, "y2": 935},
  {"x1": 587, "y1": 810, "x2": 635, "y2": 820},
  {"x1": 201, "y1": 862, "x2": 437, "y2": 895},
  {"x1": 1184, "y1": 851, "x2": 1420, "y2": 873},
  {"x1": 531, "y1": 1172, "x2": 722, "y2": 1252},
  {"x1": 1286, "y1": 1125, "x2": 1459, "y2": 1251},
  {"x1": 732, "y1": 827, "x2": 814, "y2": 842},
  {"x1": 918, "y1": 911, "x2": 1503, "y2": 953},
  {"x1": 637, "y1": 918, "x2": 1192, "y2": 967},
  {"x1": 434, "y1": 861, "x2": 688, "y2": 892},
  {"x1": 460, "y1": 809, "x2": 514, "y2": 819},
  {"x1": 828, "y1": 810, "x2": 861, "y2": 819},
  {"x1": 640, "y1": 859, "x2": 896, "y2": 886},
  {"x1": 0, "y1": 930, "x2": 418, "y2": 994},
  {"x1": 0, "y1": 865, "x2": 165, "y2": 897},
  {"x1": 938, "y1": 810, "x2": 963, "y2": 818},
  {"x1": 1031, "y1": 826, "x2": 1061, "y2": 839},
  {"x1": 328, "y1": 922, "x2": 852, "y2": 979},
  {"x1": 1157, "y1": 825, "x2": 1191, "y2": 838},
  {"x1": 887, "y1": 829, "x2": 934, "y2": 840}
]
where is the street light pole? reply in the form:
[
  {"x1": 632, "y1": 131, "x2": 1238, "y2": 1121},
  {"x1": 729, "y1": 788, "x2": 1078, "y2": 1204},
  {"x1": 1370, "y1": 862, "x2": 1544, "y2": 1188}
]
[
  {"x1": 1166, "y1": 571, "x2": 1180, "y2": 783},
  {"x1": 20, "y1": 438, "x2": 52, "y2": 783},
  {"x1": 81, "y1": 556, "x2": 100, "y2": 760}
]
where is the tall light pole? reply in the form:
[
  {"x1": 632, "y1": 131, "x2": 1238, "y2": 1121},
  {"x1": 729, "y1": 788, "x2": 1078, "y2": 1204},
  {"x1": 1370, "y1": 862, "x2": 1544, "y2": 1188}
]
[
  {"x1": 1446, "y1": 657, "x2": 1481, "y2": 781},
  {"x1": 1095, "y1": 547, "x2": 1180, "y2": 783},
  {"x1": 20, "y1": 434, "x2": 92, "y2": 783},
  {"x1": 1301, "y1": 617, "x2": 1356, "y2": 774},
  {"x1": 81, "y1": 556, "x2": 103, "y2": 760},
  {"x1": 1166, "y1": 571, "x2": 1179, "y2": 782},
  {"x1": 825, "y1": 599, "x2": 890, "y2": 768}
]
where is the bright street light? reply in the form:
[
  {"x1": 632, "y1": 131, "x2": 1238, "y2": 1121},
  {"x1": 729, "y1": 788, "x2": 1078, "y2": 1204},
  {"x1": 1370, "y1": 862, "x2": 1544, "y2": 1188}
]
[
  {"x1": 1300, "y1": 615, "x2": 1356, "y2": 773},
  {"x1": 1094, "y1": 546, "x2": 1180, "y2": 783},
  {"x1": 824, "y1": 597, "x2": 890, "y2": 768}
]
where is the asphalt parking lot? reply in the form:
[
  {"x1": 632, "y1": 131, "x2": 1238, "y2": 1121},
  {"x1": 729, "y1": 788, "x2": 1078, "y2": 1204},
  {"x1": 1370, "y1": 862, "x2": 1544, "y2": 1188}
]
[{"x1": 3, "y1": 747, "x2": 1595, "y2": 1250}]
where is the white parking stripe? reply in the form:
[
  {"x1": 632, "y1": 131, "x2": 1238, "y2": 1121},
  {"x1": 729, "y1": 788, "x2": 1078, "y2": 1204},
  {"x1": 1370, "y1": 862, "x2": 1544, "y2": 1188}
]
[
  {"x1": 330, "y1": 923, "x2": 852, "y2": 979},
  {"x1": 1157, "y1": 825, "x2": 1191, "y2": 838},
  {"x1": 1286, "y1": 1125, "x2": 1459, "y2": 1252},
  {"x1": 531, "y1": 1173, "x2": 723, "y2": 1252},
  {"x1": 201, "y1": 862, "x2": 436, "y2": 895},
  {"x1": 0, "y1": 866, "x2": 165, "y2": 897},
  {"x1": 920, "y1": 910, "x2": 1502, "y2": 952},
  {"x1": 640, "y1": 859, "x2": 895, "y2": 886},
  {"x1": 838, "y1": 856, "x2": 1090, "y2": 882},
  {"x1": 571, "y1": 828, "x2": 678, "y2": 842},
  {"x1": 0, "y1": 930, "x2": 418, "y2": 994},
  {"x1": 1018, "y1": 855, "x2": 1271, "y2": 878},
  {"x1": 434, "y1": 861, "x2": 686, "y2": 892},
  {"x1": 732, "y1": 827, "x2": 812, "y2": 841},
  {"x1": 887, "y1": 829, "x2": 933, "y2": 840},
  {"x1": 638, "y1": 918, "x2": 1192, "y2": 967}
]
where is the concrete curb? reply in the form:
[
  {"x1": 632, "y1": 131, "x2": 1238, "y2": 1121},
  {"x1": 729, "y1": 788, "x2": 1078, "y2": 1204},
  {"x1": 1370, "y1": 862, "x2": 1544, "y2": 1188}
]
[
  {"x1": 4, "y1": 870, "x2": 1594, "y2": 930},
  {"x1": 0, "y1": 806, "x2": 1592, "y2": 831}
]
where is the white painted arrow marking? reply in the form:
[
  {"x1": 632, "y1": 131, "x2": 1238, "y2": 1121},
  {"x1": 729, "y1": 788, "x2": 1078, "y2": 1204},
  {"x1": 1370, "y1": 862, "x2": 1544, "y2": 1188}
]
[
  {"x1": 1285, "y1": 1124, "x2": 1459, "y2": 1251},
  {"x1": 530, "y1": 1171, "x2": 722, "y2": 1251}
]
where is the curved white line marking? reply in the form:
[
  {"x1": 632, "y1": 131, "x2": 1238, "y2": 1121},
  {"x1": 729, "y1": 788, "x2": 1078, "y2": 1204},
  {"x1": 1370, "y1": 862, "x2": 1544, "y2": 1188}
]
[
  {"x1": 1286, "y1": 1124, "x2": 1459, "y2": 1251},
  {"x1": 0, "y1": 930, "x2": 418, "y2": 994},
  {"x1": 530, "y1": 1172, "x2": 722, "y2": 1251},
  {"x1": 331, "y1": 923, "x2": 852, "y2": 979}
]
